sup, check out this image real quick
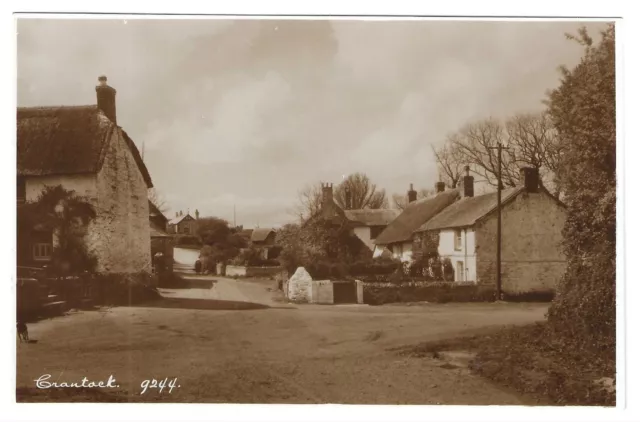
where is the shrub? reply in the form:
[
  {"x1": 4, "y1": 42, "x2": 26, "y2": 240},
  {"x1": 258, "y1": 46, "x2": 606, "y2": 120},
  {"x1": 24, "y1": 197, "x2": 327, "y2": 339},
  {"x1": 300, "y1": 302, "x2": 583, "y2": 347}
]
[
  {"x1": 546, "y1": 24, "x2": 616, "y2": 353},
  {"x1": 347, "y1": 257, "x2": 401, "y2": 276},
  {"x1": 175, "y1": 235, "x2": 202, "y2": 247},
  {"x1": 362, "y1": 281, "x2": 495, "y2": 305}
]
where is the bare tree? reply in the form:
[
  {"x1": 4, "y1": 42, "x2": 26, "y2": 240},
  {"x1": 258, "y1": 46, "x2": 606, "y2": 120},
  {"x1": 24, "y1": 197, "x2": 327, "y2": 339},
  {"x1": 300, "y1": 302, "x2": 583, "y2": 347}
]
[
  {"x1": 291, "y1": 183, "x2": 323, "y2": 223},
  {"x1": 432, "y1": 136, "x2": 465, "y2": 189},
  {"x1": 148, "y1": 188, "x2": 169, "y2": 213},
  {"x1": 505, "y1": 111, "x2": 563, "y2": 197},
  {"x1": 334, "y1": 173, "x2": 388, "y2": 210},
  {"x1": 392, "y1": 188, "x2": 434, "y2": 210},
  {"x1": 450, "y1": 118, "x2": 520, "y2": 188}
]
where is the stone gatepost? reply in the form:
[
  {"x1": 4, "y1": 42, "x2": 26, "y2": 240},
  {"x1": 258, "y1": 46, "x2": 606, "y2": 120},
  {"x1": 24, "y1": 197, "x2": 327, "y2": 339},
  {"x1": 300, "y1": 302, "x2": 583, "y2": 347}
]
[
  {"x1": 355, "y1": 279, "x2": 364, "y2": 304},
  {"x1": 287, "y1": 267, "x2": 313, "y2": 302}
]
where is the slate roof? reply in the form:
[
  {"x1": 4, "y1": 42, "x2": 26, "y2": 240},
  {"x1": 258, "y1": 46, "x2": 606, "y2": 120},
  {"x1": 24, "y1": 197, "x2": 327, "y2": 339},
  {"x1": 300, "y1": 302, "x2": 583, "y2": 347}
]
[
  {"x1": 17, "y1": 105, "x2": 152, "y2": 188},
  {"x1": 419, "y1": 187, "x2": 523, "y2": 231},
  {"x1": 343, "y1": 209, "x2": 401, "y2": 227},
  {"x1": 168, "y1": 214, "x2": 194, "y2": 226},
  {"x1": 251, "y1": 228, "x2": 275, "y2": 242},
  {"x1": 374, "y1": 189, "x2": 461, "y2": 245}
]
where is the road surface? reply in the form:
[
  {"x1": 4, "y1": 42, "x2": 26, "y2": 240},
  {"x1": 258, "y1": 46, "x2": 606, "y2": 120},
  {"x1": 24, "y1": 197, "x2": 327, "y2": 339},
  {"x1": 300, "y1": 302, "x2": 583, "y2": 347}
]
[{"x1": 16, "y1": 277, "x2": 548, "y2": 404}]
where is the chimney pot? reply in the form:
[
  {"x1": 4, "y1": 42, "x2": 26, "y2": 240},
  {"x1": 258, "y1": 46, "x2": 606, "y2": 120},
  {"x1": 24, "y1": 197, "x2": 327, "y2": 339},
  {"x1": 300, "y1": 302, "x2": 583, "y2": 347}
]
[
  {"x1": 95, "y1": 75, "x2": 117, "y2": 123},
  {"x1": 408, "y1": 183, "x2": 418, "y2": 203},
  {"x1": 463, "y1": 173, "x2": 474, "y2": 198},
  {"x1": 520, "y1": 167, "x2": 539, "y2": 192}
]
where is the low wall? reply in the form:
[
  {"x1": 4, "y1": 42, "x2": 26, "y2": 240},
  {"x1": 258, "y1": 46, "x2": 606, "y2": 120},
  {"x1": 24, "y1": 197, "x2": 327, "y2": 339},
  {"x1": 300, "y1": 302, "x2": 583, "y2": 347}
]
[
  {"x1": 225, "y1": 265, "x2": 284, "y2": 277},
  {"x1": 310, "y1": 280, "x2": 334, "y2": 304}
]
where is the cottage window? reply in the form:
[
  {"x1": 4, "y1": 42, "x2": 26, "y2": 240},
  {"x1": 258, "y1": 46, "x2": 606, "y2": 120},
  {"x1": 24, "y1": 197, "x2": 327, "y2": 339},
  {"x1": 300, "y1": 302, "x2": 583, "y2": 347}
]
[
  {"x1": 32, "y1": 243, "x2": 52, "y2": 261},
  {"x1": 17, "y1": 177, "x2": 26, "y2": 204},
  {"x1": 454, "y1": 229, "x2": 462, "y2": 251}
]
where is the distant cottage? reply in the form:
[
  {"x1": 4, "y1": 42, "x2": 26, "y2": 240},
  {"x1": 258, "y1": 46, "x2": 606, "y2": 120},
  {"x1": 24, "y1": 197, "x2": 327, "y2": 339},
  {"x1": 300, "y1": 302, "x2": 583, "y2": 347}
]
[
  {"x1": 375, "y1": 167, "x2": 567, "y2": 294},
  {"x1": 16, "y1": 76, "x2": 153, "y2": 273},
  {"x1": 168, "y1": 210, "x2": 198, "y2": 235}
]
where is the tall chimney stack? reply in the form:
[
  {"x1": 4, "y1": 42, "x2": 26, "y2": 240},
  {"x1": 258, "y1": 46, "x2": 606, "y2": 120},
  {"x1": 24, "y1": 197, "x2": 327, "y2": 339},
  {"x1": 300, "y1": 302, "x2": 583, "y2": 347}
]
[
  {"x1": 321, "y1": 183, "x2": 335, "y2": 219},
  {"x1": 407, "y1": 183, "x2": 417, "y2": 203},
  {"x1": 463, "y1": 165, "x2": 474, "y2": 197},
  {"x1": 95, "y1": 75, "x2": 117, "y2": 123},
  {"x1": 435, "y1": 182, "x2": 446, "y2": 193},
  {"x1": 344, "y1": 186, "x2": 352, "y2": 210},
  {"x1": 520, "y1": 167, "x2": 539, "y2": 193}
]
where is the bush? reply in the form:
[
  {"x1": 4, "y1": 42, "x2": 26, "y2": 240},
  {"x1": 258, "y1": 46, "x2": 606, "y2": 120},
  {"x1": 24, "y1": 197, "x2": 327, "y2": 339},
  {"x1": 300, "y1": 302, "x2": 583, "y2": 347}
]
[
  {"x1": 347, "y1": 257, "x2": 401, "y2": 276},
  {"x1": 306, "y1": 258, "x2": 349, "y2": 280},
  {"x1": 174, "y1": 235, "x2": 202, "y2": 247},
  {"x1": 362, "y1": 281, "x2": 495, "y2": 305}
]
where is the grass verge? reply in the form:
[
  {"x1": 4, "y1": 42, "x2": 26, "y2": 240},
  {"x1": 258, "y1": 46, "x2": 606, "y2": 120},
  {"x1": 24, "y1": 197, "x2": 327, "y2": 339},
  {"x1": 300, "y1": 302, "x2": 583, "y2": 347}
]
[{"x1": 399, "y1": 322, "x2": 615, "y2": 406}]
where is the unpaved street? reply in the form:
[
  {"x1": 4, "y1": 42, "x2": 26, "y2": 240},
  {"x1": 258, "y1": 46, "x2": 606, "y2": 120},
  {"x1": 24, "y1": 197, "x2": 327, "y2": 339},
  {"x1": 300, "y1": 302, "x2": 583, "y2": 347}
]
[{"x1": 17, "y1": 277, "x2": 547, "y2": 404}]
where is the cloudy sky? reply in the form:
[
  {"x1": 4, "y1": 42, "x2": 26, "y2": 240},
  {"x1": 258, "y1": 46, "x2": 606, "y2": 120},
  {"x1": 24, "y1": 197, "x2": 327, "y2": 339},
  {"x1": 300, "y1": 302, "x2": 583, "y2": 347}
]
[{"x1": 16, "y1": 18, "x2": 605, "y2": 227}]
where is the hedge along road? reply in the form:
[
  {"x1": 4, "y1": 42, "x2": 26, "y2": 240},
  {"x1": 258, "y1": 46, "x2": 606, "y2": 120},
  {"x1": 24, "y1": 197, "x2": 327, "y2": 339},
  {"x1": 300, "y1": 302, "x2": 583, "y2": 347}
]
[{"x1": 16, "y1": 278, "x2": 548, "y2": 404}]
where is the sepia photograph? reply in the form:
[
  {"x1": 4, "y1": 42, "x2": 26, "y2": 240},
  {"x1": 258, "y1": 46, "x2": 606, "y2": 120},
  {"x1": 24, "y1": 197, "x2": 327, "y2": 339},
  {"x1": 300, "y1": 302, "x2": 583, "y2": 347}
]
[{"x1": 11, "y1": 9, "x2": 621, "y2": 413}]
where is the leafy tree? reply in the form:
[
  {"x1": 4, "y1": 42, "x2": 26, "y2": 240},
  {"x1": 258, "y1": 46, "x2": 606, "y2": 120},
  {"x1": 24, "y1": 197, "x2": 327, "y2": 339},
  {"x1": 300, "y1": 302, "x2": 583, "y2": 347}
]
[
  {"x1": 545, "y1": 24, "x2": 616, "y2": 351},
  {"x1": 17, "y1": 185, "x2": 97, "y2": 275}
]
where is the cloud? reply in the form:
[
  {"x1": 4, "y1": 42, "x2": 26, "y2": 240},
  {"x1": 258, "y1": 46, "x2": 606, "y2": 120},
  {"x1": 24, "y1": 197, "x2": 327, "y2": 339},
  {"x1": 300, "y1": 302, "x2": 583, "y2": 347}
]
[{"x1": 17, "y1": 18, "x2": 607, "y2": 226}]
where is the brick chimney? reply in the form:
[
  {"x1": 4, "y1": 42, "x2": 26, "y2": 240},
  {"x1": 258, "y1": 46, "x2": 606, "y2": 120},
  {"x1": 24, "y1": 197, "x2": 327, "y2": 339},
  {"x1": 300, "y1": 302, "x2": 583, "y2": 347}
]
[
  {"x1": 435, "y1": 182, "x2": 446, "y2": 193},
  {"x1": 407, "y1": 183, "x2": 417, "y2": 203},
  {"x1": 463, "y1": 165, "x2": 474, "y2": 198},
  {"x1": 95, "y1": 75, "x2": 117, "y2": 123},
  {"x1": 195, "y1": 209, "x2": 200, "y2": 219},
  {"x1": 520, "y1": 167, "x2": 539, "y2": 193},
  {"x1": 344, "y1": 186, "x2": 352, "y2": 210},
  {"x1": 321, "y1": 183, "x2": 334, "y2": 219}
]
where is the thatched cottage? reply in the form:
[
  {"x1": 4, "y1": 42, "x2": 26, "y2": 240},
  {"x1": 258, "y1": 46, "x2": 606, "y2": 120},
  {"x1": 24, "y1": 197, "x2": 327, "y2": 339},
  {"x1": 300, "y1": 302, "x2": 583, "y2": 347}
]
[{"x1": 17, "y1": 76, "x2": 153, "y2": 273}]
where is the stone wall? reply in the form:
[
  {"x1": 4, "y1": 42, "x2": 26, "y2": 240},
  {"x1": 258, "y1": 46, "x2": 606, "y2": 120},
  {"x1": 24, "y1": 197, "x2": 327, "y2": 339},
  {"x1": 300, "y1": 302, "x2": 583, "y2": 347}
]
[
  {"x1": 224, "y1": 265, "x2": 284, "y2": 277},
  {"x1": 475, "y1": 191, "x2": 566, "y2": 294},
  {"x1": 90, "y1": 125, "x2": 151, "y2": 273}
]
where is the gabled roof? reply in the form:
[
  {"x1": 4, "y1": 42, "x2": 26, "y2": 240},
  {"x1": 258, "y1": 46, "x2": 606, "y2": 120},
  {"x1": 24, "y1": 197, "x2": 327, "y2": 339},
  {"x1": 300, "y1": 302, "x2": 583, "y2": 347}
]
[
  {"x1": 17, "y1": 105, "x2": 152, "y2": 188},
  {"x1": 168, "y1": 214, "x2": 194, "y2": 226},
  {"x1": 148, "y1": 200, "x2": 167, "y2": 223},
  {"x1": 343, "y1": 209, "x2": 401, "y2": 227},
  {"x1": 419, "y1": 187, "x2": 523, "y2": 231},
  {"x1": 251, "y1": 228, "x2": 275, "y2": 242},
  {"x1": 239, "y1": 229, "x2": 254, "y2": 240},
  {"x1": 374, "y1": 189, "x2": 460, "y2": 245}
]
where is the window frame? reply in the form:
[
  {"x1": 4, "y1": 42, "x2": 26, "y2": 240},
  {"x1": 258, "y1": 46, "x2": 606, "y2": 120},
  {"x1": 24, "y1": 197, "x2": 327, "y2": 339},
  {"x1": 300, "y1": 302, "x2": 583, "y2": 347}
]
[
  {"x1": 456, "y1": 261, "x2": 464, "y2": 282},
  {"x1": 32, "y1": 242, "x2": 53, "y2": 261},
  {"x1": 454, "y1": 229, "x2": 462, "y2": 251}
]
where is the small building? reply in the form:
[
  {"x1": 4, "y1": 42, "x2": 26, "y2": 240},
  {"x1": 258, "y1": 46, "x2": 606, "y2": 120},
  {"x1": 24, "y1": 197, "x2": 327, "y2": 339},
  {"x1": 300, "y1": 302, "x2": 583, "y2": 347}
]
[
  {"x1": 16, "y1": 76, "x2": 153, "y2": 273},
  {"x1": 168, "y1": 212, "x2": 197, "y2": 235},
  {"x1": 250, "y1": 228, "x2": 276, "y2": 246}
]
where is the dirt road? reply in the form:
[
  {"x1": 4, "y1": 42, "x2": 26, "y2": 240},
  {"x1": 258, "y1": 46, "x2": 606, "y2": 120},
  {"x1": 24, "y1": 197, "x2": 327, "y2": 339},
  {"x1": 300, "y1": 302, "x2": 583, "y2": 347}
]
[{"x1": 16, "y1": 278, "x2": 548, "y2": 404}]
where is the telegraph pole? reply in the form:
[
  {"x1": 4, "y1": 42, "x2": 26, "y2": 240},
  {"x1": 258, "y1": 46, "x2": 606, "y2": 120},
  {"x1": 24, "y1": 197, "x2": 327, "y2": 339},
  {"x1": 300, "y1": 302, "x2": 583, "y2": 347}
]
[{"x1": 488, "y1": 142, "x2": 510, "y2": 301}]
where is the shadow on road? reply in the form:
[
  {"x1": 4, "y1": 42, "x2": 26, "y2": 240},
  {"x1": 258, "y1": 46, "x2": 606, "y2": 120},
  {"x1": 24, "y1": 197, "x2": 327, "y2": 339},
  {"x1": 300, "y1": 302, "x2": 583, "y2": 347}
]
[{"x1": 130, "y1": 297, "x2": 272, "y2": 311}]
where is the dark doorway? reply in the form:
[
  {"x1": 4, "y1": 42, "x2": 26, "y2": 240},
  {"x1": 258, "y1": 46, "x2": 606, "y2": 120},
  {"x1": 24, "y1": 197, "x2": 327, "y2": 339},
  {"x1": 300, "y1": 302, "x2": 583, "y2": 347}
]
[{"x1": 333, "y1": 281, "x2": 357, "y2": 304}]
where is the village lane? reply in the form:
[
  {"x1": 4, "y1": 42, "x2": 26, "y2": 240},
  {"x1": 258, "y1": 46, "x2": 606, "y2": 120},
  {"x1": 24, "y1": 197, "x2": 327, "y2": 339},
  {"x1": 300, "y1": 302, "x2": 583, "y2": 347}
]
[{"x1": 17, "y1": 278, "x2": 547, "y2": 404}]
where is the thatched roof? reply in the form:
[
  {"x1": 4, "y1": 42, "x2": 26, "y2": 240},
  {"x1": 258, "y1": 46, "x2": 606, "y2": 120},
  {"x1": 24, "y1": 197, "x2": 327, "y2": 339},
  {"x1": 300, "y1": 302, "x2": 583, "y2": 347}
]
[
  {"x1": 343, "y1": 209, "x2": 400, "y2": 227},
  {"x1": 250, "y1": 228, "x2": 275, "y2": 242},
  {"x1": 17, "y1": 105, "x2": 152, "y2": 188},
  {"x1": 148, "y1": 200, "x2": 167, "y2": 224},
  {"x1": 374, "y1": 189, "x2": 460, "y2": 245}
]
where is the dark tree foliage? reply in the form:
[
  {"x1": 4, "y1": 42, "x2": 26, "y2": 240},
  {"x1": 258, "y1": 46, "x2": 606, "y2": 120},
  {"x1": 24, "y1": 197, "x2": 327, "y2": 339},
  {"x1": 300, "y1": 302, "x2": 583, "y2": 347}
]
[
  {"x1": 546, "y1": 24, "x2": 616, "y2": 352},
  {"x1": 17, "y1": 185, "x2": 97, "y2": 275}
]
